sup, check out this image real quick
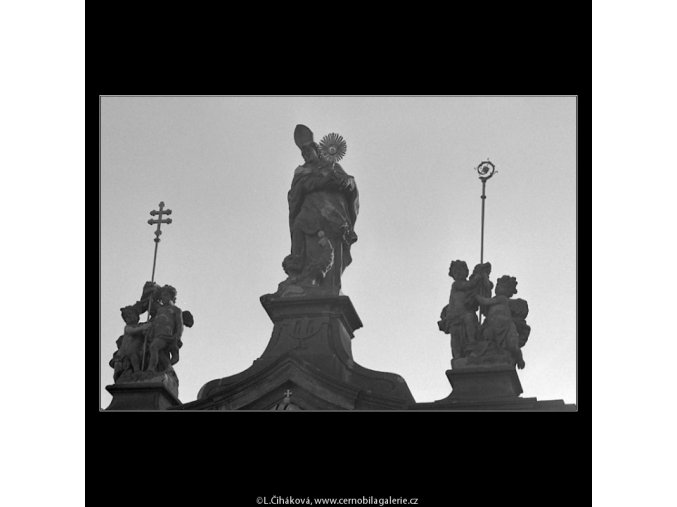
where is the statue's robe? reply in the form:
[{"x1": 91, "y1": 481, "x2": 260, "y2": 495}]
[{"x1": 286, "y1": 161, "x2": 359, "y2": 292}]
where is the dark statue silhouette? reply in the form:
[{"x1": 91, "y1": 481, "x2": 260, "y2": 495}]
[
  {"x1": 275, "y1": 124, "x2": 359, "y2": 297},
  {"x1": 109, "y1": 281, "x2": 193, "y2": 384},
  {"x1": 439, "y1": 262, "x2": 530, "y2": 370}
]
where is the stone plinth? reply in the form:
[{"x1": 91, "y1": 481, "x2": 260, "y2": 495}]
[
  {"x1": 181, "y1": 294, "x2": 415, "y2": 410},
  {"x1": 411, "y1": 395, "x2": 577, "y2": 411},
  {"x1": 410, "y1": 364, "x2": 576, "y2": 411},
  {"x1": 105, "y1": 368, "x2": 181, "y2": 410},
  {"x1": 447, "y1": 364, "x2": 523, "y2": 400},
  {"x1": 105, "y1": 381, "x2": 181, "y2": 411}
]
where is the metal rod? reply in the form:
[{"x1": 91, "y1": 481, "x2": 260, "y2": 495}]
[
  {"x1": 140, "y1": 201, "x2": 173, "y2": 371},
  {"x1": 479, "y1": 178, "x2": 487, "y2": 326},
  {"x1": 480, "y1": 179, "x2": 486, "y2": 264},
  {"x1": 141, "y1": 227, "x2": 162, "y2": 371},
  {"x1": 150, "y1": 239, "x2": 159, "y2": 284}
]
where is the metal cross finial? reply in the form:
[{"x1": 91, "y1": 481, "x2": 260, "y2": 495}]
[
  {"x1": 147, "y1": 201, "x2": 172, "y2": 283},
  {"x1": 148, "y1": 201, "x2": 173, "y2": 244}
]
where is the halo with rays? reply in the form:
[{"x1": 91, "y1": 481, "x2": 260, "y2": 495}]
[{"x1": 319, "y1": 133, "x2": 347, "y2": 163}]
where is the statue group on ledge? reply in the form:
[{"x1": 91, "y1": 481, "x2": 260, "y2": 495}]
[
  {"x1": 273, "y1": 124, "x2": 359, "y2": 298},
  {"x1": 110, "y1": 281, "x2": 193, "y2": 383},
  {"x1": 438, "y1": 260, "x2": 530, "y2": 370}
]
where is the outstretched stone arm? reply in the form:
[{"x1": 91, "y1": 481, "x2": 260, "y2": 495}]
[
  {"x1": 454, "y1": 277, "x2": 481, "y2": 292},
  {"x1": 124, "y1": 322, "x2": 151, "y2": 335},
  {"x1": 476, "y1": 294, "x2": 502, "y2": 306}
]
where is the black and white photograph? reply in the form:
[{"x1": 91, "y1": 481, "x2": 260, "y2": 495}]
[{"x1": 99, "y1": 96, "x2": 577, "y2": 412}]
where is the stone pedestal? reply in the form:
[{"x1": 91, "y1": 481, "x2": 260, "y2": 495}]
[
  {"x1": 181, "y1": 294, "x2": 415, "y2": 410},
  {"x1": 105, "y1": 369, "x2": 181, "y2": 410},
  {"x1": 447, "y1": 364, "x2": 523, "y2": 400},
  {"x1": 105, "y1": 382, "x2": 181, "y2": 411},
  {"x1": 411, "y1": 364, "x2": 576, "y2": 411}
]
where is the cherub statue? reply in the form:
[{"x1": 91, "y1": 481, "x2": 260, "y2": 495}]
[
  {"x1": 146, "y1": 284, "x2": 184, "y2": 373},
  {"x1": 438, "y1": 260, "x2": 482, "y2": 358},
  {"x1": 109, "y1": 306, "x2": 151, "y2": 382},
  {"x1": 280, "y1": 230, "x2": 335, "y2": 295},
  {"x1": 469, "y1": 262, "x2": 494, "y2": 319},
  {"x1": 110, "y1": 281, "x2": 194, "y2": 385},
  {"x1": 474, "y1": 275, "x2": 526, "y2": 369}
]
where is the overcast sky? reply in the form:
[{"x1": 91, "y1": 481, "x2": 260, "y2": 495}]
[{"x1": 100, "y1": 96, "x2": 576, "y2": 408}]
